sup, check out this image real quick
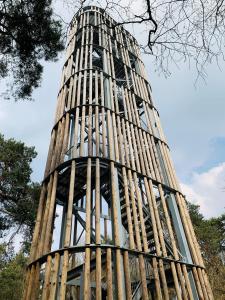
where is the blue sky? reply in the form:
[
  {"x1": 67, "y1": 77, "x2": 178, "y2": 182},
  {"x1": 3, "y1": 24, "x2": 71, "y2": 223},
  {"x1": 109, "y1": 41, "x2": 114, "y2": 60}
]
[
  {"x1": 0, "y1": 2, "x2": 225, "y2": 219},
  {"x1": 148, "y1": 59, "x2": 225, "y2": 178},
  {"x1": 146, "y1": 59, "x2": 225, "y2": 218}
]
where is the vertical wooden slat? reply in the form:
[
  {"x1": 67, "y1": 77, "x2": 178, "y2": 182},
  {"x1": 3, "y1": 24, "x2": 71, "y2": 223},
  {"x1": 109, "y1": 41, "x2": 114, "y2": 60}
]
[
  {"x1": 56, "y1": 117, "x2": 66, "y2": 165},
  {"x1": 182, "y1": 265, "x2": 194, "y2": 300},
  {"x1": 139, "y1": 254, "x2": 149, "y2": 300},
  {"x1": 94, "y1": 75, "x2": 100, "y2": 156},
  {"x1": 96, "y1": 247, "x2": 102, "y2": 300},
  {"x1": 148, "y1": 181, "x2": 167, "y2": 257},
  {"x1": 134, "y1": 126, "x2": 146, "y2": 175},
  {"x1": 202, "y1": 269, "x2": 214, "y2": 300},
  {"x1": 38, "y1": 175, "x2": 53, "y2": 256},
  {"x1": 158, "y1": 141, "x2": 173, "y2": 187},
  {"x1": 133, "y1": 173, "x2": 148, "y2": 252},
  {"x1": 60, "y1": 113, "x2": 70, "y2": 163},
  {"x1": 107, "y1": 110, "x2": 114, "y2": 160},
  {"x1": 144, "y1": 177, "x2": 161, "y2": 254},
  {"x1": 71, "y1": 74, "x2": 78, "y2": 109},
  {"x1": 122, "y1": 167, "x2": 135, "y2": 249},
  {"x1": 100, "y1": 74, "x2": 107, "y2": 157},
  {"x1": 128, "y1": 169, "x2": 142, "y2": 250},
  {"x1": 23, "y1": 268, "x2": 30, "y2": 300},
  {"x1": 29, "y1": 184, "x2": 46, "y2": 261},
  {"x1": 112, "y1": 111, "x2": 119, "y2": 162},
  {"x1": 146, "y1": 180, "x2": 169, "y2": 299},
  {"x1": 115, "y1": 249, "x2": 124, "y2": 299},
  {"x1": 171, "y1": 262, "x2": 182, "y2": 300},
  {"x1": 95, "y1": 158, "x2": 102, "y2": 299},
  {"x1": 64, "y1": 161, "x2": 76, "y2": 246},
  {"x1": 129, "y1": 123, "x2": 141, "y2": 172},
  {"x1": 25, "y1": 265, "x2": 35, "y2": 300},
  {"x1": 197, "y1": 268, "x2": 210, "y2": 300},
  {"x1": 125, "y1": 121, "x2": 135, "y2": 169},
  {"x1": 164, "y1": 145, "x2": 181, "y2": 191},
  {"x1": 106, "y1": 248, "x2": 113, "y2": 300},
  {"x1": 152, "y1": 258, "x2": 162, "y2": 300},
  {"x1": 42, "y1": 255, "x2": 52, "y2": 300},
  {"x1": 44, "y1": 129, "x2": 56, "y2": 177},
  {"x1": 110, "y1": 162, "x2": 120, "y2": 246},
  {"x1": 123, "y1": 251, "x2": 132, "y2": 299},
  {"x1": 44, "y1": 171, "x2": 58, "y2": 254},
  {"x1": 146, "y1": 134, "x2": 161, "y2": 182},
  {"x1": 176, "y1": 263, "x2": 189, "y2": 300},
  {"x1": 88, "y1": 70, "x2": 93, "y2": 156},
  {"x1": 143, "y1": 132, "x2": 155, "y2": 178},
  {"x1": 72, "y1": 107, "x2": 80, "y2": 158},
  {"x1": 158, "y1": 260, "x2": 170, "y2": 300},
  {"x1": 83, "y1": 248, "x2": 91, "y2": 300},
  {"x1": 31, "y1": 262, "x2": 40, "y2": 300},
  {"x1": 158, "y1": 184, "x2": 188, "y2": 299},
  {"x1": 60, "y1": 250, "x2": 69, "y2": 300},
  {"x1": 95, "y1": 158, "x2": 101, "y2": 244},
  {"x1": 79, "y1": 93, "x2": 86, "y2": 157},
  {"x1": 127, "y1": 170, "x2": 150, "y2": 298},
  {"x1": 85, "y1": 158, "x2": 92, "y2": 244},
  {"x1": 122, "y1": 119, "x2": 131, "y2": 168},
  {"x1": 192, "y1": 267, "x2": 204, "y2": 299},
  {"x1": 49, "y1": 253, "x2": 60, "y2": 300},
  {"x1": 175, "y1": 192, "x2": 199, "y2": 264},
  {"x1": 50, "y1": 122, "x2": 61, "y2": 171}
]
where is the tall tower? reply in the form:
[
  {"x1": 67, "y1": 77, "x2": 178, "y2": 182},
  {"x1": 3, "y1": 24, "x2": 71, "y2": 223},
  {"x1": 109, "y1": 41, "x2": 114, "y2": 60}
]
[{"x1": 24, "y1": 6, "x2": 213, "y2": 300}]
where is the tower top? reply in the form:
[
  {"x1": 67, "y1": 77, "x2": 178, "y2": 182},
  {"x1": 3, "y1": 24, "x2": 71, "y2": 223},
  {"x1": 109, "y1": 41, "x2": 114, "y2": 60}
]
[{"x1": 69, "y1": 5, "x2": 139, "y2": 45}]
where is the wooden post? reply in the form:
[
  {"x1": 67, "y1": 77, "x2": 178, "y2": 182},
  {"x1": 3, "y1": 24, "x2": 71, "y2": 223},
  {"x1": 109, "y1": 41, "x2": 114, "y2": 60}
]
[
  {"x1": 42, "y1": 255, "x2": 52, "y2": 300},
  {"x1": 29, "y1": 184, "x2": 46, "y2": 261},
  {"x1": 49, "y1": 253, "x2": 60, "y2": 300}
]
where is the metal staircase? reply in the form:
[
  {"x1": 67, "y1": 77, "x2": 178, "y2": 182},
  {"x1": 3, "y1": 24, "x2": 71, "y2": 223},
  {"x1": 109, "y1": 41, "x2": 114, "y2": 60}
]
[{"x1": 56, "y1": 163, "x2": 183, "y2": 298}]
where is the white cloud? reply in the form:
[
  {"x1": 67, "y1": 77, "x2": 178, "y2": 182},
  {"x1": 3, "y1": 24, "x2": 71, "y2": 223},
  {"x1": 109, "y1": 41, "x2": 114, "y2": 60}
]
[{"x1": 181, "y1": 162, "x2": 225, "y2": 218}]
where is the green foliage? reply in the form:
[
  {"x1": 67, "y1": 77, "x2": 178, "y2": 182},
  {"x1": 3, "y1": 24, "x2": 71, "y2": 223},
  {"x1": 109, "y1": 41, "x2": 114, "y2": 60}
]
[
  {"x1": 0, "y1": 134, "x2": 39, "y2": 299},
  {"x1": 0, "y1": 133, "x2": 40, "y2": 246},
  {"x1": 0, "y1": 0, "x2": 65, "y2": 100},
  {"x1": 187, "y1": 202, "x2": 225, "y2": 257},
  {"x1": 187, "y1": 202, "x2": 225, "y2": 299},
  {"x1": 186, "y1": 202, "x2": 204, "y2": 227},
  {"x1": 0, "y1": 243, "x2": 27, "y2": 300},
  {"x1": 0, "y1": 243, "x2": 14, "y2": 269}
]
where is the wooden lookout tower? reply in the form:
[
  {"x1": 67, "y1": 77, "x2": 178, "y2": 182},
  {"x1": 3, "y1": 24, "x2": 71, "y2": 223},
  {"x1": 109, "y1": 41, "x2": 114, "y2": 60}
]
[{"x1": 24, "y1": 6, "x2": 213, "y2": 300}]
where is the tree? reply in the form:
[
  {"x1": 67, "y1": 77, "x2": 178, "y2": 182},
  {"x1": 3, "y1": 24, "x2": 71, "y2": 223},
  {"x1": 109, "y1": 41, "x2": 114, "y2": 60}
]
[
  {"x1": 188, "y1": 202, "x2": 225, "y2": 299},
  {"x1": 0, "y1": 133, "x2": 40, "y2": 248},
  {"x1": 0, "y1": 135, "x2": 40, "y2": 299},
  {"x1": 0, "y1": 243, "x2": 27, "y2": 300},
  {"x1": 70, "y1": 0, "x2": 225, "y2": 79},
  {"x1": 0, "y1": 0, "x2": 64, "y2": 100}
]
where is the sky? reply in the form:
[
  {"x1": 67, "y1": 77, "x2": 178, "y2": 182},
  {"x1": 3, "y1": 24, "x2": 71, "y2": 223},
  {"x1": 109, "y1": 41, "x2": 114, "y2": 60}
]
[
  {"x1": 0, "y1": 1, "x2": 225, "y2": 219},
  {"x1": 148, "y1": 61, "x2": 225, "y2": 218}
]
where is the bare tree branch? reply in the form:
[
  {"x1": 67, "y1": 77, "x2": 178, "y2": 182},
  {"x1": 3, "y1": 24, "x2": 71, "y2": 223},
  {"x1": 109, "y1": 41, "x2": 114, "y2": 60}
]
[{"x1": 59, "y1": 0, "x2": 225, "y2": 79}]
